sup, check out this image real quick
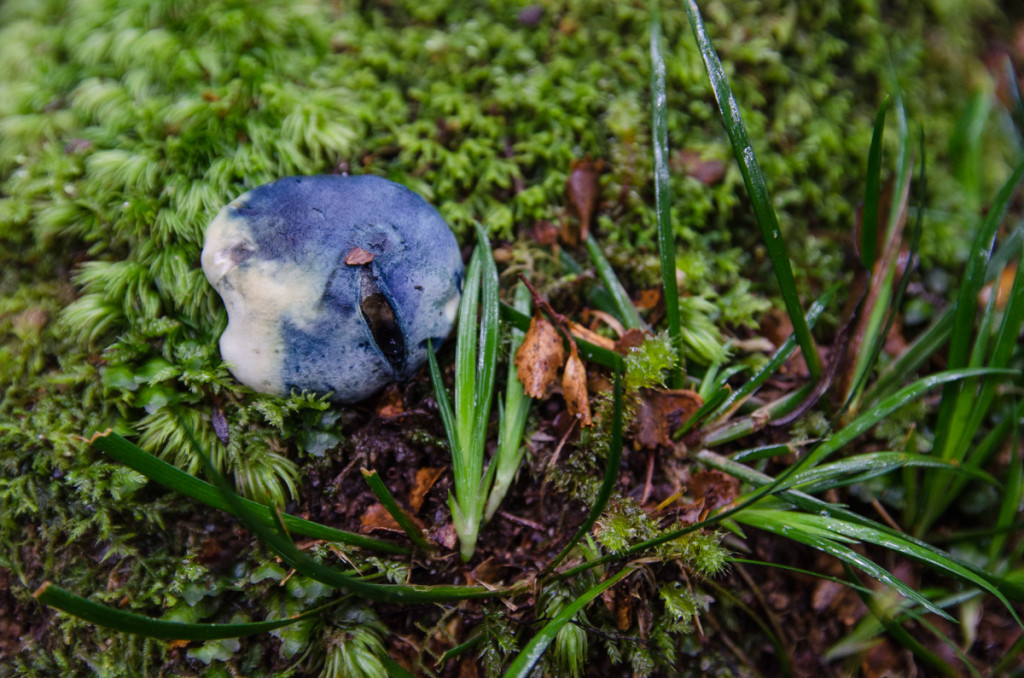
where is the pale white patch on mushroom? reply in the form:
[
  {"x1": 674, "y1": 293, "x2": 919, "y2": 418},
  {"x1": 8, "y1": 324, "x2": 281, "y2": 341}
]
[
  {"x1": 202, "y1": 205, "x2": 324, "y2": 396},
  {"x1": 200, "y1": 203, "x2": 253, "y2": 286}
]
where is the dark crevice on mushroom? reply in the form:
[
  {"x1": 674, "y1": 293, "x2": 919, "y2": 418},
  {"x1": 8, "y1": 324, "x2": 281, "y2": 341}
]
[{"x1": 358, "y1": 266, "x2": 406, "y2": 373}]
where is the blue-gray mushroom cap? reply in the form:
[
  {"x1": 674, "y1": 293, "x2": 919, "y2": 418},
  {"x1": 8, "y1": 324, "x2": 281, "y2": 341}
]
[{"x1": 201, "y1": 175, "x2": 463, "y2": 402}]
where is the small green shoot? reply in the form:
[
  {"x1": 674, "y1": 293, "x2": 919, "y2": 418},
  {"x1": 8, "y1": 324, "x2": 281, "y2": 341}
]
[{"x1": 427, "y1": 224, "x2": 501, "y2": 561}]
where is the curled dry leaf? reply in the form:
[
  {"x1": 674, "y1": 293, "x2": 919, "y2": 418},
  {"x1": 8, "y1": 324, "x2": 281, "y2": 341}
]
[
  {"x1": 634, "y1": 388, "x2": 703, "y2": 449},
  {"x1": 515, "y1": 313, "x2": 565, "y2": 398},
  {"x1": 562, "y1": 343, "x2": 592, "y2": 427},
  {"x1": 344, "y1": 246, "x2": 376, "y2": 265}
]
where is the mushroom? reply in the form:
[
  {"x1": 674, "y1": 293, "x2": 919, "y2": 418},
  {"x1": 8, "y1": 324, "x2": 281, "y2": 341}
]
[{"x1": 201, "y1": 175, "x2": 463, "y2": 402}]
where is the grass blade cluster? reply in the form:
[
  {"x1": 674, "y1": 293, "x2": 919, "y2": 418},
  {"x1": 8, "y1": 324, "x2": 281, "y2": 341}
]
[{"x1": 429, "y1": 224, "x2": 532, "y2": 561}]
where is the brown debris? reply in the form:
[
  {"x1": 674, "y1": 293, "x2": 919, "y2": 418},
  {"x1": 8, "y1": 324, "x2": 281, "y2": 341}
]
[
  {"x1": 360, "y1": 503, "x2": 403, "y2": 533},
  {"x1": 633, "y1": 388, "x2": 703, "y2": 449},
  {"x1": 526, "y1": 219, "x2": 559, "y2": 246},
  {"x1": 344, "y1": 246, "x2": 376, "y2": 265},
  {"x1": 562, "y1": 344, "x2": 592, "y2": 427},
  {"x1": 613, "y1": 327, "x2": 648, "y2": 354},
  {"x1": 689, "y1": 470, "x2": 740, "y2": 513},
  {"x1": 562, "y1": 158, "x2": 602, "y2": 245},
  {"x1": 515, "y1": 313, "x2": 565, "y2": 398},
  {"x1": 672, "y1": 149, "x2": 726, "y2": 185},
  {"x1": 409, "y1": 466, "x2": 445, "y2": 514}
]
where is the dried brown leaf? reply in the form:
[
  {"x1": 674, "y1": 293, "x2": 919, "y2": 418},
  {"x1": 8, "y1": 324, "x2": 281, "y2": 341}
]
[
  {"x1": 562, "y1": 344, "x2": 592, "y2": 427},
  {"x1": 634, "y1": 388, "x2": 703, "y2": 448},
  {"x1": 409, "y1": 466, "x2": 445, "y2": 514},
  {"x1": 563, "y1": 158, "x2": 601, "y2": 245},
  {"x1": 344, "y1": 246, "x2": 375, "y2": 265},
  {"x1": 515, "y1": 314, "x2": 565, "y2": 398},
  {"x1": 360, "y1": 503, "x2": 403, "y2": 533}
]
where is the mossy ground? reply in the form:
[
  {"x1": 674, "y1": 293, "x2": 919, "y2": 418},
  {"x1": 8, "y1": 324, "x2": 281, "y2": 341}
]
[{"x1": 0, "y1": 0, "x2": 1017, "y2": 675}]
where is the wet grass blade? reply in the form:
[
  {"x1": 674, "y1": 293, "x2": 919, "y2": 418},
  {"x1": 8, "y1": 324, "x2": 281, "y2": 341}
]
[
  {"x1": 544, "y1": 371, "x2": 623, "y2": 573},
  {"x1": 860, "y1": 97, "x2": 889, "y2": 269},
  {"x1": 486, "y1": 282, "x2": 532, "y2": 522},
  {"x1": 361, "y1": 469, "x2": 434, "y2": 552},
  {"x1": 89, "y1": 430, "x2": 408, "y2": 554},
  {"x1": 34, "y1": 582, "x2": 336, "y2": 641},
  {"x1": 503, "y1": 566, "x2": 635, "y2": 678},
  {"x1": 650, "y1": 0, "x2": 684, "y2": 388},
  {"x1": 735, "y1": 508, "x2": 953, "y2": 621},
  {"x1": 789, "y1": 452, "x2": 997, "y2": 495},
  {"x1": 930, "y1": 160, "x2": 1024, "y2": 456},
  {"x1": 839, "y1": 565, "x2": 969, "y2": 678},
  {"x1": 696, "y1": 451, "x2": 1024, "y2": 611},
  {"x1": 585, "y1": 233, "x2": 647, "y2": 331},
  {"x1": 682, "y1": 0, "x2": 821, "y2": 379}
]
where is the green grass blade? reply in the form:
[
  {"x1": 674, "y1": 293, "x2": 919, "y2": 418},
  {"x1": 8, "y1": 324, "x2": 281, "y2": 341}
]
[
  {"x1": 473, "y1": 222, "x2": 501, "y2": 475},
  {"x1": 735, "y1": 509, "x2": 953, "y2": 621},
  {"x1": 931, "y1": 160, "x2": 1024, "y2": 456},
  {"x1": 455, "y1": 245, "x2": 483, "y2": 468},
  {"x1": 544, "y1": 372, "x2": 624, "y2": 573},
  {"x1": 682, "y1": 0, "x2": 821, "y2": 379},
  {"x1": 427, "y1": 340, "x2": 461, "y2": 471},
  {"x1": 843, "y1": 126, "x2": 924, "y2": 416},
  {"x1": 34, "y1": 582, "x2": 334, "y2": 641},
  {"x1": 503, "y1": 566, "x2": 636, "y2": 678},
  {"x1": 486, "y1": 282, "x2": 532, "y2": 522},
  {"x1": 584, "y1": 233, "x2": 647, "y2": 331},
  {"x1": 840, "y1": 565, "x2": 969, "y2": 678},
  {"x1": 89, "y1": 430, "x2": 408, "y2": 554},
  {"x1": 361, "y1": 469, "x2": 434, "y2": 552},
  {"x1": 802, "y1": 367, "x2": 1018, "y2": 471},
  {"x1": 702, "y1": 383, "x2": 814, "y2": 447},
  {"x1": 789, "y1": 452, "x2": 997, "y2": 495},
  {"x1": 650, "y1": 0, "x2": 684, "y2": 388},
  {"x1": 696, "y1": 450, "x2": 1024, "y2": 610},
  {"x1": 860, "y1": 96, "x2": 889, "y2": 269}
]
